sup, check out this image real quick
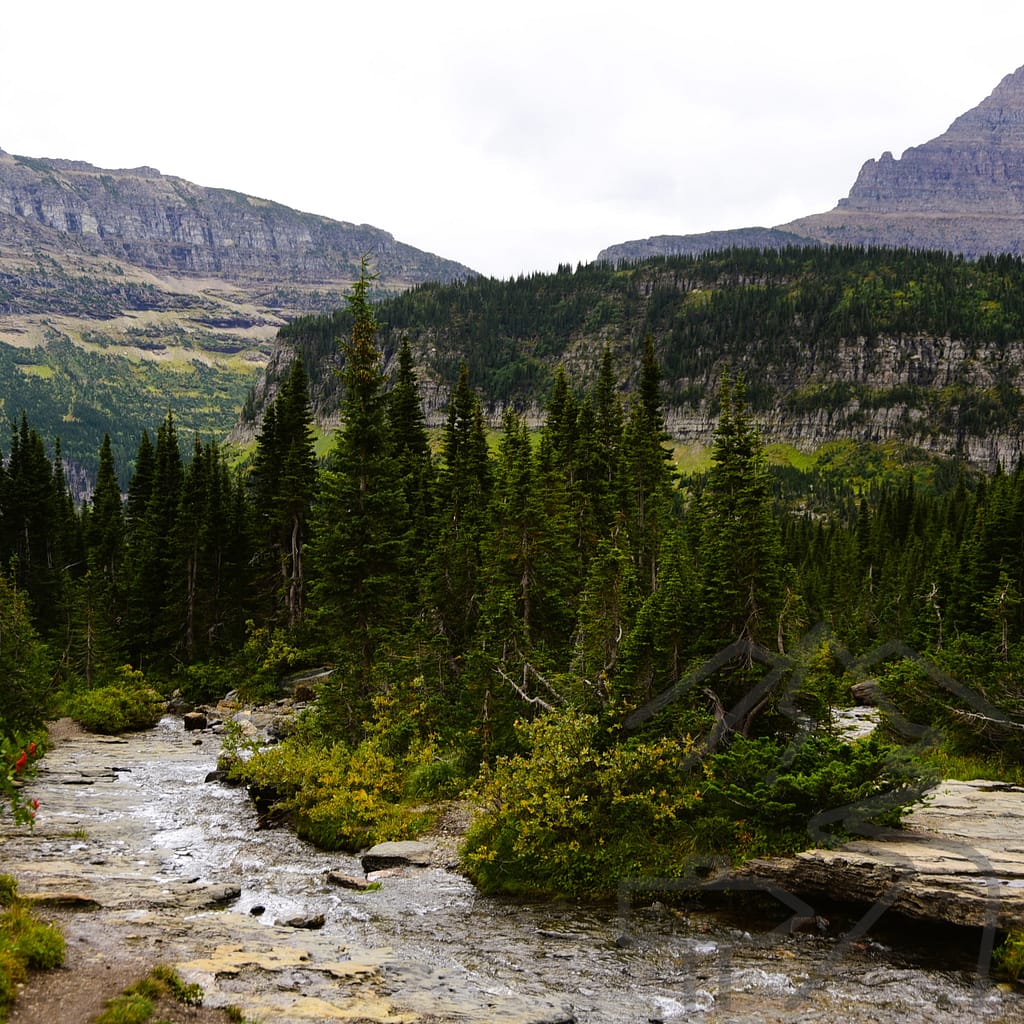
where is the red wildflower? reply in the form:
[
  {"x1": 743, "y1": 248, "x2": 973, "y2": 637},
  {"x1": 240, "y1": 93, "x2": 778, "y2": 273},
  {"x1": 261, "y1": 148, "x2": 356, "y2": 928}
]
[
  {"x1": 28, "y1": 742, "x2": 36, "y2": 756},
  {"x1": 32, "y1": 799, "x2": 39, "y2": 810},
  {"x1": 14, "y1": 752, "x2": 27, "y2": 773}
]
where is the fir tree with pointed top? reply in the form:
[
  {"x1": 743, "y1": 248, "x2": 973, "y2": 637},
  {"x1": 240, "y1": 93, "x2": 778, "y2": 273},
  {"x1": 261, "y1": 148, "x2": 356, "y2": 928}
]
[
  {"x1": 310, "y1": 259, "x2": 410, "y2": 697},
  {"x1": 251, "y1": 356, "x2": 318, "y2": 628},
  {"x1": 387, "y1": 337, "x2": 434, "y2": 606},
  {"x1": 86, "y1": 434, "x2": 124, "y2": 580},
  {"x1": 427, "y1": 363, "x2": 492, "y2": 653},
  {"x1": 623, "y1": 336, "x2": 675, "y2": 595},
  {"x1": 697, "y1": 372, "x2": 786, "y2": 651}
]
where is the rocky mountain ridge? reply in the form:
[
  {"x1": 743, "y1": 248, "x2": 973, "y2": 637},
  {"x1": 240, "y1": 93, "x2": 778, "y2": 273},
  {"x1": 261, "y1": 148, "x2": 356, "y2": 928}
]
[
  {"x1": 600, "y1": 65, "x2": 1024, "y2": 263},
  {"x1": 0, "y1": 149, "x2": 474, "y2": 295},
  {"x1": 0, "y1": 149, "x2": 476, "y2": 478}
]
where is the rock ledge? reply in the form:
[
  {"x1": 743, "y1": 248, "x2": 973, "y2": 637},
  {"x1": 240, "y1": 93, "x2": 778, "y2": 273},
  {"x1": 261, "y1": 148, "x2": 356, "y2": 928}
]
[{"x1": 734, "y1": 779, "x2": 1024, "y2": 930}]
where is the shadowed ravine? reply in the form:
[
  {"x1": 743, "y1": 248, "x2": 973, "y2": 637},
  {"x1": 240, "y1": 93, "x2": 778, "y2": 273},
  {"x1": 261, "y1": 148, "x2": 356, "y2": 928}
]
[{"x1": 1, "y1": 717, "x2": 1021, "y2": 1023}]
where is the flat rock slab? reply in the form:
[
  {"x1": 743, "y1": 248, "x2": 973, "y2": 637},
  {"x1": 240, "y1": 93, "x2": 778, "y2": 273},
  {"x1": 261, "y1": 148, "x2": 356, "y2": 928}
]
[
  {"x1": 360, "y1": 841, "x2": 434, "y2": 872},
  {"x1": 736, "y1": 779, "x2": 1024, "y2": 929},
  {"x1": 325, "y1": 871, "x2": 376, "y2": 891}
]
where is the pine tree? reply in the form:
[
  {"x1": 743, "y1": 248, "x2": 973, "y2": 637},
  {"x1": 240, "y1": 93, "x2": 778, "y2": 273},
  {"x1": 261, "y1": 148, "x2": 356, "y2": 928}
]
[
  {"x1": 618, "y1": 526, "x2": 696, "y2": 705},
  {"x1": 427, "y1": 363, "x2": 492, "y2": 652},
  {"x1": 86, "y1": 435, "x2": 124, "y2": 580},
  {"x1": 310, "y1": 261, "x2": 409, "y2": 693},
  {"x1": 124, "y1": 412, "x2": 183, "y2": 666},
  {"x1": 3, "y1": 416, "x2": 66, "y2": 633},
  {"x1": 387, "y1": 337, "x2": 434, "y2": 607},
  {"x1": 67, "y1": 434, "x2": 127, "y2": 683},
  {"x1": 251, "y1": 356, "x2": 318, "y2": 627},
  {"x1": 622, "y1": 336, "x2": 675, "y2": 595},
  {"x1": 697, "y1": 372, "x2": 786, "y2": 651},
  {"x1": 481, "y1": 407, "x2": 577, "y2": 664}
]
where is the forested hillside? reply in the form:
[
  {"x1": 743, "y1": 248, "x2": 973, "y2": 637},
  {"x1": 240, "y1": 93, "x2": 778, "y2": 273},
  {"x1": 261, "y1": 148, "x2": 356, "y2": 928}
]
[
  {"x1": 5, "y1": 264, "x2": 1024, "y2": 897},
  {"x1": 245, "y1": 246, "x2": 1024, "y2": 469},
  {"x1": 0, "y1": 148, "x2": 476, "y2": 487}
]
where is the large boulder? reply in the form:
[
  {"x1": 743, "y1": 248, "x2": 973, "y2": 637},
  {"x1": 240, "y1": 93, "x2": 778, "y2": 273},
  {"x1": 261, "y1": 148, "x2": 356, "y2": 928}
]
[
  {"x1": 183, "y1": 711, "x2": 208, "y2": 731},
  {"x1": 360, "y1": 841, "x2": 434, "y2": 872}
]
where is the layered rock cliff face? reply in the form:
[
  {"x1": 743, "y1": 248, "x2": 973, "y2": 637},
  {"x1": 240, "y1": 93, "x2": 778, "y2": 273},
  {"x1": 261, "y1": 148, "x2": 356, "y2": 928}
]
[
  {"x1": 597, "y1": 228, "x2": 815, "y2": 264},
  {"x1": 0, "y1": 150, "x2": 474, "y2": 295},
  {"x1": 782, "y1": 65, "x2": 1024, "y2": 255},
  {"x1": 601, "y1": 66, "x2": 1024, "y2": 263},
  {"x1": 0, "y1": 150, "x2": 475, "y2": 479}
]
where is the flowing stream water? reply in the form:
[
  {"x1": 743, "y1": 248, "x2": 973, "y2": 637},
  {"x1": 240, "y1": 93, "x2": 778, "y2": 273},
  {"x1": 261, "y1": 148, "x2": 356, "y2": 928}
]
[{"x1": 3, "y1": 716, "x2": 1023, "y2": 1023}]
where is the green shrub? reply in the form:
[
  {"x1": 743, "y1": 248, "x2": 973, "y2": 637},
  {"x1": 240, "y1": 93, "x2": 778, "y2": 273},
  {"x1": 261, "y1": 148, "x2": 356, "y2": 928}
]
[
  {"x1": 171, "y1": 662, "x2": 239, "y2": 705},
  {"x1": 460, "y1": 711, "x2": 927, "y2": 898},
  {"x1": 0, "y1": 877, "x2": 17, "y2": 908},
  {"x1": 233, "y1": 674, "x2": 464, "y2": 851},
  {"x1": 991, "y1": 929, "x2": 1024, "y2": 983},
  {"x1": 403, "y1": 753, "x2": 465, "y2": 800},
  {"x1": 994, "y1": 929, "x2": 1024, "y2": 982},
  {"x1": 236, "y1": 733, "x2": 432, "y2": 850},
  {"x1": 0, "y1": 904, "x2": 65, "y2": 970},
  {"x1": 65, "y1": 666, "x2": 164, "y2": 734},
  {"x1": 94, "y1": 992, "x2": 154, "y2": 1024},
  {"x1": 238, "y1": 623, "x2": 316, "y2": 702},
  {"x1": 0, "y1": 898, "x2": 65, "y2": 1020},
  {"x1": 698, "y1": 732, "x2": 927, "y2": 857},
  {"x1": 461, "y1": 711, "x2": 706, "y2": 897},
  {"x1": 0, "y1": 948, "x2": 26, "y2": 1016},
  {"x1": 94, "y1": 966, "x2": 204, "y2": 1024}
]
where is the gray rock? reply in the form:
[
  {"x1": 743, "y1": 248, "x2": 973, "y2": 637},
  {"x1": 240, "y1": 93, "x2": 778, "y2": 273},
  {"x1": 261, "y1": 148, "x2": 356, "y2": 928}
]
[
  {"x1": 850, "y1": 680, "x2": 880, "y2": 706},
  {"x1": 325, "y1": 871, "x2": 375, "y2": 891},
  {"x1": 360, "y1": 840, "x2": 434, "y2": 872},
  {"x1": 781, "y1": 67, "x2": 1024, "y2": 260},
  {"x1": 190, "y1": 882, "x2": 241, "y2": 908},
  {"x1": 734, "y1": 779, "x2": 1024, "y2": 930},
  {"x1": 278, "y1": 913, "x2": 325, "y2": 930}
]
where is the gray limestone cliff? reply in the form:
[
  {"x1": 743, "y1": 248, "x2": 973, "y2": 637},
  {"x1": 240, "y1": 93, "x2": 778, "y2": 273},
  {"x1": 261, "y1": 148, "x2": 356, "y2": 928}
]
[
  {"x1": 781, "y1": 65, "x2": 1024, "y2": 255},
  {"x1": 597, "y1": 228, "x2": 816, "y2": 265},
  {"x1": 601, "y1": 66, "x2": 1024, "y2": 263},
  {"x1": 0, "y1": 150, "x2": 475, "y2": 294}
]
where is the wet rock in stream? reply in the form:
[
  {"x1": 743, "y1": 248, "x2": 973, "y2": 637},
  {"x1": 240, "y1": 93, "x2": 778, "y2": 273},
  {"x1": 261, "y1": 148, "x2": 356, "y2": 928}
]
[{"x1": 3, "y1": 715, "x2": 1023, "y2": 1024}]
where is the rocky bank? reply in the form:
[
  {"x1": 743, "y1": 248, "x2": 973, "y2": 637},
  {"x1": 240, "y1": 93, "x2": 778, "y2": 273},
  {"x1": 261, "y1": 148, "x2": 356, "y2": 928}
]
[{"x1": 736, "y1": 779, "x2": 1024, "y2": 932}]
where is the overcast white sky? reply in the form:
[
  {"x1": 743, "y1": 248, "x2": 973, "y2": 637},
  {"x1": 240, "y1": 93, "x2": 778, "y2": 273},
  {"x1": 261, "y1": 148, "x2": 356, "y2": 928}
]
[{"x1": 2, "y1": 1, "x2": 1022, "y2": 279}]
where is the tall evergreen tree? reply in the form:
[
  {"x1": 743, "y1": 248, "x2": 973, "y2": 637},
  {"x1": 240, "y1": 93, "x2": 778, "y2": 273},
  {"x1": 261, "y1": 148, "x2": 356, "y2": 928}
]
[
  {"x1": 310, "y1": 261, "x2": 409, "y2": 695},
  {"x1": 251, "y1": 356, "x2": 318, "y2": 627},
  {"x1": 697, "y1": 373, "x2": 786, "y2": 651},
  {"x1": 427, "y1": 363, "x2": 492, "y2": 653},
  {"x1": 124, "y1": 412, "x2": 183, "y2": 666},
  {"x1": 86, "y1": 434, "x2": 124, "y2": 580},
  {"x1": 622, "y1": 336, "x2": 675, "y2": 595},
  {"x1": 387, "y1": 338, "x2": 434, "y2": 607},
  {"x1": 66, "y1": 434, "x2": 127, "y2": 683}
]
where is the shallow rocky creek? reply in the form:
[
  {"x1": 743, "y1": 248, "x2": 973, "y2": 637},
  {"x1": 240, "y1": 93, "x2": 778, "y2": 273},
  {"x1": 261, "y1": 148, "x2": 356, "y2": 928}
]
[{"x1": 2, "y1": 717, "x2": 1023, "y2": 1023}]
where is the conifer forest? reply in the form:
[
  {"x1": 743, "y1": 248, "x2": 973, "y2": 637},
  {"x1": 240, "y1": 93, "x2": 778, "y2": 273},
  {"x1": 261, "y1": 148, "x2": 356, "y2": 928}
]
[{"x1": 4, "y1": 256, "x2": 1024, "y2": 899}]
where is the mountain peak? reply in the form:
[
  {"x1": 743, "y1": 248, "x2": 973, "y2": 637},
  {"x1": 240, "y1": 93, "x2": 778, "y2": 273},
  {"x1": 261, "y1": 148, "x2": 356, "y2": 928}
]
[
  {"x1": 778, "y1": 66, "x2": 1024, "y2": 254},
  {"x1": 600, "y1": 66, "x2": 1024, "y2": 264}
]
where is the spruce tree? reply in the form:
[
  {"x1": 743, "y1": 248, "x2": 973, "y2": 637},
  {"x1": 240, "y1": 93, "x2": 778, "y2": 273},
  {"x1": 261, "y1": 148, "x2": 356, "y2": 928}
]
[
  {"x1": 622, "y1": 336, "x2": 675, "y2": 595},
  {"x1": 251, "y1": 356, "x2": 318, "y2": 627},
  {"x1": 86, "y1": 434, "x2": 124, "y2": 580},
  {"x1": 697, "y1": 372, "x2": 786, "y2": 652},
  {"x1": 310, "y1": 261, "x2": 409, "y2": 696},
  {"x1": 387, "y1": 337, "x2": 434, "y2": 608},
  {"x1": 427, "y1": 363, "x2": 492, "y2": 653},
  {"x1": 124, "y1": 412, "x2": 183, "y2": 666},
  {"x1": 68, "y1": 434, "x2": 127, "y2": 682}
]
